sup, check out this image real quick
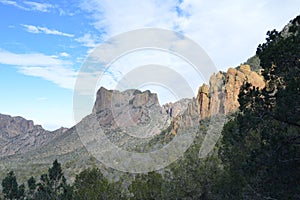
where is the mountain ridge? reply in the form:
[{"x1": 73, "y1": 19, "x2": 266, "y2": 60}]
[
  {"x1": 0, "y1": 113, "x2": 67, "y2": 157},
  {"x1": 0, "y1": 63, "x2": 266, "y2": 182}
]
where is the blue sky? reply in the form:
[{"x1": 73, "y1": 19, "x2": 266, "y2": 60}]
[{"x1": 0, "y1": 0, "x2": 299, "y2": 130}]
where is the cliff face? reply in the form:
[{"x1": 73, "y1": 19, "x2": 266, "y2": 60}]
[
  {"x1": 92, "y1": 87, "x2": 163, "y2": 134},
  {"x1": 196, "y1": 64, "x2": 265, "y2": 119},
  {"x1": 93, "y1": 87, "x2": 159, "y2": 113}
]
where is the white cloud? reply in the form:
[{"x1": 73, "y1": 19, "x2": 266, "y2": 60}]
[
  {"x1": 0, "y1": 49, "x2": 76, "y2": 89},
  {"x1": 75, "y1": 33, "x2": 100, "y2": 48},
  {"x1": 19, "y1": 66, "x2": 75, "y2": 89},
  {"x1": 80, "y1": 0, "x2": 300, "y2": 71},
  {"x1": 22, "y1": 24, "x2": 40, "y2": 33},
  {"x1": 176, "y1": 0, "x2": 300, "y2": 69},
  {"x1": 0, "y1": 0, "x2": 55, "y2": 12},
  {"x1": 80, "y1": 0, "x2": 180, "y2": 38},
  {"x1": 23, "y1": 1, "x2": 53, "y2": 12},
  {"x1": 0, "y1": 0, "x2": 27, "y2": 10},
  {"x1": 22, "y1": 24, "x2": 74, "y2": 37},
  {"x1": 60, "y1": 52, "x2": 70, "y2": 57}
]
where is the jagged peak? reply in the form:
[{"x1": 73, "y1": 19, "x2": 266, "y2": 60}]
[{"x1": 196, "y1": 64, "x2": 265, "y2": 118}]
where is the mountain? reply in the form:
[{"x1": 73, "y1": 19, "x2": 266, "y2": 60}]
[
  {"x1": 0, "y1": 114, "x2": 67, "y2": 157},
  {"x1": 0, "y1": 63, "x2": 265, "y2": 183}
]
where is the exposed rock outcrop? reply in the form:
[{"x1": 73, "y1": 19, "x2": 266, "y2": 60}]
[
  {"x1": 196, "y1": 64, "x2": 265, "y2": 119},
  {"x1": 91, "y1": 87, "x2": 165, "y2": 139},
  {"x1": 197, "y1": 84, "x2": 209, "y2": 119},
  {"x1": 93, "y1": 87, "x2": 159, "y2": 113}
]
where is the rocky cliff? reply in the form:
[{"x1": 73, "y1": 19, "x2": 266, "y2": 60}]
[
  {"x1": 93, "y1": 87, "x2": 158, "y2": 113},
  {"x1": 92, "y1": 87, "x2": 161, "y2": 129},
  {"x1": 196, "y1": 64, "x2": 265, "y2": 119}
]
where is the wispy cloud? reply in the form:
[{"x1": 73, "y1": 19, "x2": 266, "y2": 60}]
[
  {"x1": 22, "y1": 24, "x2": 74, "y2": 37},
  {"x1": 0, "y1": 0, "x2": 55, "y2": 12},
  {"x1": 23, "y1": 1, "x2": 53, "y2": 12},
  {"x1": 0, "y1": 49, "x2": 76, "y2": 89},
  {"x1": 0, "y1": 0, "x2": 27, "y2": 10},
  {"x1": 75, "y1": 33, "x2": 100, "y2": 48}
]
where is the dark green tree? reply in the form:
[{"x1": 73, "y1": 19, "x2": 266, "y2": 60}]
[
  {"x1": 35, "y1": 159, "x2": 72, "y2": 200},
  {"x1": 17, "y1": 184, "x2": 25, "y2": 200},
  {"x1": 129, "y1": 171, "x2": 167, "y2": 200},
  {"x1": 1, "y1": 171, "x2": 24, "y2": 200},
  {"x1": 48, "y1": 159, "x2": 63, "y2": 195},
  {"x1": 73, "y1": 168, "x2": 121, "y2": 200},
  {"x1": 219, "y1": 15, "x2": 300, "y2": 199},
  {"x1": 245, "y1": 55, "x2": 261, "y2": 72},
  {"x1": 35, "y1": 174, "x2": 52, "y2": 200},
  {"x1": 27, "y1": 176, "x2": 36, "y2": 199},
  {"x1": 2, "y1": 171, "x2": 19, "y2": 200}
]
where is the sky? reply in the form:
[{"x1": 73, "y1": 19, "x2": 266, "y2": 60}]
[{"x1": 0, "y1": 0, "x2": 299, "y2": 130}]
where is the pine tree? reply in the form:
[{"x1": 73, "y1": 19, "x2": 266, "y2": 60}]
[
  {"x1": 73, "y1": 168, "x2": 121, "y2": 200},
  {"x1": 27, "y1": 176, "x2": 36, "y2": 199},
  {"x1": 219, "y1": 15, "x2": 300, "y2": 199},
  {"x1": 2, "y1": 171, "x2": 20, "y2": 200},
  {"x1": 35, "y1": 159, "x2": 73, "y2": 200}
]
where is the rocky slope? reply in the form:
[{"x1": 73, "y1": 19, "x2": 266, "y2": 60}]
[{"x1": 0, "y1": 114, "x2": 67, "y2": 156}]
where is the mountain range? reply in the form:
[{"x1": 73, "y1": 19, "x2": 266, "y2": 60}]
[{"x1": 0, "y1": 63, "x2": 265, "y2": 182}]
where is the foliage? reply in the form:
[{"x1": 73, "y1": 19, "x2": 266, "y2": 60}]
[
  {"x1": 34, "y1": 159, "x2": 73, "y2": 200},
  {"x1": 27, "y1": 176, "x2": 36, "y2": 199},
  {"x1": 244, "y1": 55, "x2": 261, "y2": 72},
  {"x1": 1, "y1": 171, "x2": 24, "y2": 200},
  {"x1": 73, "y1": 168, "x2": 122, "y2": 200},
  {"x1": 129, "y1": 172, "x2": 166, "y2": 200},
  {"x1": 219, "y1": 15, "x2": 300, "y2": 199}
]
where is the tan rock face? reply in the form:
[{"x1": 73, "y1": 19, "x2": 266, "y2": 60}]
[
  {"x1": 92, "y1": 87, "x2": 161, "y2": 129},
  {"x1": 209, "y1": 71, "x2": 226, "y2": 116},
  {"x1": 132, "y1": 90, "x2": 159, "y2": 108},
  {"x1": 196, "y1": 64, "x2": 265, "y2": 118},
  {"x1": 93, "y1": 87, "x2": 160, "y2": 114},
  {"x1": 197, "y1": 84, "x2": 209, "y2": 119}
]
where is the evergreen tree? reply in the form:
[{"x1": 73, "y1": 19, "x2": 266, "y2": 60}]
[
  {"x1": 17, "y1": 184, "x2": 25, "y2": 200},
  {"x1": 73, "y1": 168, "x2": 121, "y2": 200},
  {"x1": 1, "y1": 171, "x2": 25, "y2": 200},
  {"x1": 129, "y1": 171, "x2": 166, "y2": 200},
  {"x1": 35, "y1": 159, "x2": 73, "y2": 200},
  {"x1": 219, "y1": 15, "x2": 300, "y2": 199},
  {"x1": 27, "y1": 176, "x2": 36, "y2": 199}
]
